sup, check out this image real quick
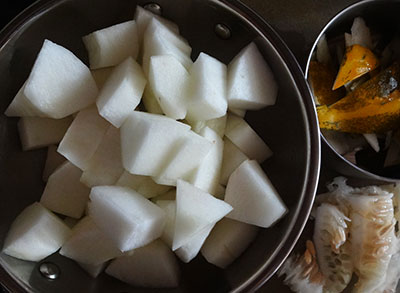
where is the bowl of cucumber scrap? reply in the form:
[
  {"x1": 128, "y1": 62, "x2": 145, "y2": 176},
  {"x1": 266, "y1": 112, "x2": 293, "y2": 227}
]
[
  {"x1": 306, "y1": 0, "x2": 400, "y2": 183},
  {"x1": 0, "y1": 0, "x2": 319, "y2": 292}
]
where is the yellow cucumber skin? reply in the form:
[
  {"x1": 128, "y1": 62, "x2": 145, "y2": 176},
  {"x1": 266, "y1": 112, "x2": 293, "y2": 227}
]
[
  {"x1": 332, "y1": 44, "x2": 379, "y2": 90},
  {"x1": 309, "y1": 61, "x2": 345, "y2": 106},
  {"x1": 318, "y1": 62, "x2": 400, "y2": 134}
]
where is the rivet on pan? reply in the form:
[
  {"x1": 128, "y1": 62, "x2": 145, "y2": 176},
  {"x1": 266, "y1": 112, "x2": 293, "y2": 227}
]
[
  {"x1": 215, "y1": 23, "x2": 231, "y2": 39},
  {"x1": 144, "y1": 3, "x2": 162, "y2": 15},
  {"x1": 39, "y1": 262, "x2": 60, "y2": 280}
]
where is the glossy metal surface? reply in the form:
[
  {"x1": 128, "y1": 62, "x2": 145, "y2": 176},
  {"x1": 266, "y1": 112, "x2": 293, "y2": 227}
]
[
  {"x1": 305, "y1": 0, "x2": 400, "y2": 183},
  {"x1": 0, "y1": 0, "x2": 320, "y2": 292}
]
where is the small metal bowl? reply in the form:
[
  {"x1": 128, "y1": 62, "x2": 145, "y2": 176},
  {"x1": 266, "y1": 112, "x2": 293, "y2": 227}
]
[
  {"x1": 0, "y1": 0, "x2": 320, "y2": 292},
  {"x1": 306, "y1": 0, "x2": 400, "y2": 183}
]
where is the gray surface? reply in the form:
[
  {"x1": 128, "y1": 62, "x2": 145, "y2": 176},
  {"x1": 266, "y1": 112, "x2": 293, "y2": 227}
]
[{"x1": 242, "y1": 0, "x2": 359, "y2": 69}]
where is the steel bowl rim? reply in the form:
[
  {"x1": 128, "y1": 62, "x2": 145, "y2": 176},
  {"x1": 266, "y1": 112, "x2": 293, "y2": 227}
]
[
  {"x1": 0, "y1": 0, "x2": 321, "y2": 292},
  {"x1": 305, "y1": 0, "x2": 400, "y2": 184}
]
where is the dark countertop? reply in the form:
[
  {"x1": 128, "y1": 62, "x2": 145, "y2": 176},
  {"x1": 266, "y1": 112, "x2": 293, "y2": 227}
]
[
  {"x1": 0, "y1": 0, "x2": 362, "y2": 292},
  {"x1": 242, "y1": 0, "x2": 359, "y2": 69}
]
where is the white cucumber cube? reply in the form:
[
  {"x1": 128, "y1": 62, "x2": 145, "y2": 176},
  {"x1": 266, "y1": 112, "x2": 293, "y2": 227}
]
[
  {"x1": 116, "y1": 171, "x2": 172, "y2": 198},
  {"x1": 83, "y1": 20, "x2": 139, "y2": 69},
  {"x1": 5, "y1": 81, "x2": 43, "y2": 117},
  {"x1": 42, "y1": 145, "x2": 66, "y2": 181},
  {"x1": 225, "y1": 114, "x2": 272, "y2": 163},
  {"x1": 89, "y1": 186, "x2": 166, "y2": 252},
  {"x1": 79, "y1": 261, "x2": 108, "y2": 278},
  {"x1": 58, "y1": 106, "x2": 109, "y2": 170},
  {"x1": 172, "y1": 180, "x2": 232, "y2": 250},
  {"x1": 134, "y1": 6, "x2": 179, "y2": 45},
  {"x1": 146, "y1": 18, "x2": 190, "y2": 56},
  {"x1": 175, "y1": 224, "x2": 214, "y2": 263},
  {"x1": 142, "y1": 85, "x2": 163, "y2": 114},
  {"x1": 153, "y1": 131, "x2": 213, "y2": 186},
  {"x1": 149, "y1": 55, "x2": 190, "y2": 119},
  {"x1": 91, "y1": 67, "x2": 114, "y2": 90},
  {"x1": 23, "y1": 40, "x2": 98, "y2": 118},
  {"x1": 120, "y1": 111, "x2": 190, "y2": 176},
  {"x1": 40, "y1": 161, "x2": 90, "y2": 218},
  {"x1": 96, "y1": 57, "x2": 146, "y2": 127},
  {"x1": 2, "y1": 202, "x2": 71, "y2": 262},
  {"x1": 228, "y1": 42, "x2": 277, "y2": 110},
  {"x1": 186, "y1": 53, "x2": 227, "y2": 121},
  {"x1": 201, "y1": 218, "x2": 259, "y2": 268},
  {"x1": 106, "y1": 239, "x2": 180, "y2": 288},
  {"x1": 136, "y1": 180, "x2": 172, "y2": 199},
  {"x1": 142, "y1": 18, "x2": 192, "y2": 76},
  {"x1": 351, "y1": 17, "x2": 373, "y2": 49},
  {"x1": 363, "y1": 133, "x2": 379, "y2": 152},
  {"x1": 116, "y1": 171, "x2": 147, "y2": 189},
  {"x1": 63, "y1": 217, "x2": 79, "y2": 228},
  {"x1": 142, "y1": 34, "x2": 192, "y2": 77},
  {"x1": 156, "y1": 200, "x2": 176, "y2": 248},
  {"x1": 151, "y1": 189, "x2": 176, "y2": 202},
  {"x1": 80, "y1": 126, "x2": 124, "y2": 187},
  {"x1": 220, "y1": 137, "x2": 248, "y2": 185},
  {"x1": 229, "y1": 107, "x2": 246, "y2": 118},
  {"x1": 225, "y1": 160, "x2": 287, "y2": 227},
  {"x1": 190, "y1": 127, "x2": 224, "y2": 195},
  {"x1": 214, "y1": 184, "x2": 226, "y2": 200},
  {"x1": 17, "y1": 116, "x2": 73, "y2": 151},
  {"x1": 186, "y1": 114, "x2": 227, "y2": 138},
  {"x1": 60, "y1": 217, "x2": 122, "y2": 265}
]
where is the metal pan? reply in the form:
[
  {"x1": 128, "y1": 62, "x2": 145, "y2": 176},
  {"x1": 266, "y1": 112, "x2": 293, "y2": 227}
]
[{"x1": 0, "y1": 0, "x2": 320, "y2": 291}]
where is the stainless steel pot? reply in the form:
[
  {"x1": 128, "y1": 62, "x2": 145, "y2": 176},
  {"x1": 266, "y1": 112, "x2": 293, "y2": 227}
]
[
  {"x1": 305, "y1": 0, "x2": 400, "y2": 184},
  {"x1": 0, "y1": 0, "x2": 320, "y2": 291}
]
